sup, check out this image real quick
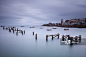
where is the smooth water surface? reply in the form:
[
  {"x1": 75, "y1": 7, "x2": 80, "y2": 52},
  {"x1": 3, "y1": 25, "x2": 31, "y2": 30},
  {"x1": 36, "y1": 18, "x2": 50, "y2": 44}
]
[{"x1": 0, "y1": 26, "x2": 86, "y2": 57}]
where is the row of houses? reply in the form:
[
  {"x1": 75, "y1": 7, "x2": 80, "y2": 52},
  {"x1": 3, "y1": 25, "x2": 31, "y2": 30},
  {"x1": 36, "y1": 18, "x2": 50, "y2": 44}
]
[
  {"x1": 42, "y1": 18, "x2": 86, "y2": 26},
  {"x1": 62, "y1": 18, "x2": 86, "y2": 25}
]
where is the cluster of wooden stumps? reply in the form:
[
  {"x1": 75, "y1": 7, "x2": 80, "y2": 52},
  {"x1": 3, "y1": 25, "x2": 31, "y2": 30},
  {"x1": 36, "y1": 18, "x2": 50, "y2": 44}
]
[
  {"x1": 62, "y1": 35, "x2": 81, "y2": 44},
  {"x1": 33, "y1": 31, "x2": 37, "y2": 39},
  {"x1": 32, "y1": 32, "x2": 82, "y2": 43},
  {"x1": 2, "y1": 26, "x2": 25, "y2": 35},
  {"x1": 33, "y1": 31, "x2": 60, "y2": 41},
  {"x1": 2, "y1": 26, "x2": 82, "y2": 44},
  {"x1": 46, "y1": 33, "x2": 60, "y2": 41}
]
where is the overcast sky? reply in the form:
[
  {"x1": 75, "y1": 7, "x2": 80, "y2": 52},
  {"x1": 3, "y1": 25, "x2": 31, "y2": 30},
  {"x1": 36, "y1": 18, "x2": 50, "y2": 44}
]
[{"x1": 0, "y1": 0, "x2": 86, "y2": 25}]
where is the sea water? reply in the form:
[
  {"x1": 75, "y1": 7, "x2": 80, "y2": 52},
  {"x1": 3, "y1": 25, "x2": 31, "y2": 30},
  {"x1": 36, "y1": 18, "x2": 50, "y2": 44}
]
[{"x1": 0, "y1": 26, "x2": 86, "y2": 57}]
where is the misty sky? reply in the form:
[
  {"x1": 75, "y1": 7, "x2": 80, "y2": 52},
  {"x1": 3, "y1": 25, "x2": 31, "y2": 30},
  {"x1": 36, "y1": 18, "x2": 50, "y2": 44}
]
[{"x1": 0, "y1": 0, "x2": 86, "y2": 25}]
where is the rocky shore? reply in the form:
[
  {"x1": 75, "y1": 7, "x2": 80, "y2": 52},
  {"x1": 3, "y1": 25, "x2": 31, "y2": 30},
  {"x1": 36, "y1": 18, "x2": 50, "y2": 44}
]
[
  {"x1": 42, "y1": 25, "x2": 86, "y2": 28},
  {"x1": 58, "y1": 25, "x2": 86, "y2": 28}
]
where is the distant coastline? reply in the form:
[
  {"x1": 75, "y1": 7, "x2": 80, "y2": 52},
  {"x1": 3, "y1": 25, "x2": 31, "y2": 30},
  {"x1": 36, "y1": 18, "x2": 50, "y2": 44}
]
[
  {"x1": 42, "y1": 25, "x2": 86, "y2": 28},
  {"x1": 42, "y1": 18, "x2": 86, "y2": 28}
]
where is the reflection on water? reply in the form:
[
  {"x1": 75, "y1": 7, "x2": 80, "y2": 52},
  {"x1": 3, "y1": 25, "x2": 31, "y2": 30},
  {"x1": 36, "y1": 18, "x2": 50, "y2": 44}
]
[
  {"x1": 0, "y1": 26, "x2": 86, "y2": 57},
  {"x1": 69, "y1": 44, "x2": 73, "y2": 48}
]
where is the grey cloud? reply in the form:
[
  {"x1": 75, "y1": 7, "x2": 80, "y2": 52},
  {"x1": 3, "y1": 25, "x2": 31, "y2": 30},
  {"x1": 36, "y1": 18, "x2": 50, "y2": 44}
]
[
  {"x1": 77, "y1": 5, "x2": 86, "y2": 8},
  {"x1": 0, "y1": 0, "x2": 86, "y2": 25}
]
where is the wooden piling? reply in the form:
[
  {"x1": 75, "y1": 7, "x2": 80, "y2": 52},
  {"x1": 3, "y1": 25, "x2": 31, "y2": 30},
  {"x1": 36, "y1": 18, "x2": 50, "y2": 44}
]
[
  {"x1": 35, "y1": 34, "x2": 37, "y2": 39},
  {"x1": 70, "y1": 37, "x2": 73, "y2": 44},
  {"x1": 22, "y1": 31, "x2": 23, "y2": 35},
  {"x1": 33, "y1": 31, "x2": 34, "y2": 35},
  {"x1": 62, "y1": 35, "x2": 64, "y2": 41},
  {"x1": 52, "y1": 35, "x2": 53, "y2": 40},
  {"x1": 11, "y1": 28, "x2": 13, "y2": 30},
  {"x1": 24, "y1": 30, "x2": 25, "y2": 33},
  {"x1": 79, "y1": 35, "x2": 81, "y2": 40},
  {"x1": 58, "y1": 33, "x2": 59, "y2": 39},
  {"x1": 58, "y1": 35, "x2": 59, "y2": 39},
  {"x1": 6, "y1": 27, "x2": 8, "y2": 30},
  {"x1": 13, "y1": 29, "x2": 14, "y2": 33},
  {"x1": 68, "y1": 35, "x2": 70, "y2": 40},
  {"x1": 46, "y1": 34, "x2": 60, "y2": 40},
  {"x1": 75, "y1": 36, "x2": 77, "y2": 42},
  {"x1": 13, "y1": 27, "x2": 14, "y2": 28},
  {"x1": 9, "y1": 29, "x2": 11, "y2": 32},
  {"x1": 46, "y1": 35, "x2": 48, "y2": 40},
  {"x1": 62, "y1": 34, "x2": 82, "y2": 44}
]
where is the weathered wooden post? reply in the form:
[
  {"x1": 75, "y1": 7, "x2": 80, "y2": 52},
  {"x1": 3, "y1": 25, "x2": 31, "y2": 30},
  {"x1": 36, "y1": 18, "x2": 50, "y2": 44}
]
[
  {"x1": 70, "y1": 37, "x2": 73, "y2": 44},
  {"x1": 21, "y1": 31, "x2": 23, "y2": 35},
  {"x1": 62, "y1": 35, "x2": 64, "y2": 41},
  {"x1": 75, "y1": 36, "x2": 77, "y2": 42},
  {"x1": 58, "y1": 33, "x2": 59, "y2": 39},
  {"x1": 13, "y1": 27, "x2": 14, "y2": 28},
  {"x1": 11, "y1": 28, "x2": 12, "y2": 30},
  {"x1": 35, "y1": 34, "x2": 37, "y2": 39},
  {"x1": 11, "y1": 28, "x2": 13, "y2": 30},
  {"x1": 9, "y1": 28, "x2": 11, "y2": 32},
  {"x1": 46, "y1": 35, "x2": 48, "y2": 40},
  {"x1": 6, "y1": 27, "x2": 8, "y2": 30},
  {"x1": 79, "y1": 35, "x2": 81, "y2": 40},
  {"x1": 24, "y1": 30, "x2": 25, "y2": 34},
  {"x1": 33, "y1": 31, "x2": 34, "y2": 35},
  {"x1": 68, "y1": 35, "x2": 70, "y2": 40},
  {"x1": 13, "y1": 29, "x2": 14, "y2": 33},
  {"x1": 52, "y1": 35, "x2": 53, "y2": 40}
]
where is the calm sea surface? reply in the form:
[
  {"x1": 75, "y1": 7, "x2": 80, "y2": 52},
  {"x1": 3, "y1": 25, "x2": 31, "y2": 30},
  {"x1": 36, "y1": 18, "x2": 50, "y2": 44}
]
[{"x1": 0, "y1": 26, "x2": 86, "y2": 57}]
